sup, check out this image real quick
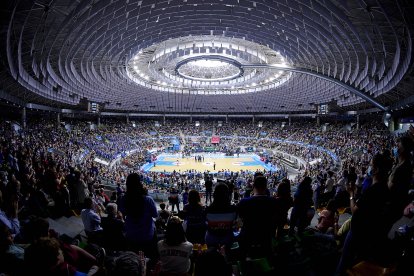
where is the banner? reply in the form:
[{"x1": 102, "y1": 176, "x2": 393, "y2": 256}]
[{"x1": 211, "y1": 136, "x2": 220, "y2": 144}]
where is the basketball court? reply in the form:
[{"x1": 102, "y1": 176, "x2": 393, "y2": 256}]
[{"x1": 141, "y1": 153, "x2": 276, "y2": 173}]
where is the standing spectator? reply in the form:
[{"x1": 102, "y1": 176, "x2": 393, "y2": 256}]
[
  {"x1": 238, "y1": 176, "x2": 279, "y2": 258},
  {"x1": 205, "y1": 184, "x2": 237, "y2": 250},
  {"x1": 119, "y1": 173, "x2": 158, "y2": 266},
  {"x1": 336, "y1": 153, "x2": 393, "y2": 274},
  {"x1": 168, "y1": 187, "x2": 180, "y2": 213},
  {"x1": 182, "y1": 190, "x2": 206, "y2": 244},
  {"x1": 388, "y1": 136, "x2": 414, "y2": 223},
  {"x1": 182, "y1": 186, "x2": 189, "y2": 206},
  {"x1": 289, "y1": 177, "x2": 314, "y2": 235},
  {"x1": 80, "y1": 197, "x2": 103, "y2": 245},
  {"x1": 204, "y1": 177, "x2": 213, "y2": 205},
  {"x1": 274, "y1": 179, "x2": 293, "y2": 238}
]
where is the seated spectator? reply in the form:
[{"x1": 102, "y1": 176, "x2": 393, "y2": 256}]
[
  {"x1": 25, "y1": 237, "x2": 100, "y2": 276},
  {"x1": 157, "y1": 216, "x2": 193, "y2": 275},
  {"x1": 156, "y1": 202, "x2": 171, "y2": 236},
  {"x1": 316, "y1": 199, "x2": 337, "y2": 234},
  {"x1": 0, "y1": 222, "x2": 25, "y2": 275},
  {"x1": 107, "y1": 251, "x2": 146, "y2": 276},
  {"x1": 23, "y1": 216, "x2": 98, "y2": 273},
  {"x1": 0, "y1": 190, "x2": 20, "y2": 237},
  {"x1": 101, "y1": 202, "x2": 126, "y2": 252},
  {"x1": 193, "y1": 247, "x2": 232, "y2": 276}
]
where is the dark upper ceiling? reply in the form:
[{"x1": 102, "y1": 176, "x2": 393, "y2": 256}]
[{"x1": 1, "y1": 0, "x2": 413, "y2": 114}]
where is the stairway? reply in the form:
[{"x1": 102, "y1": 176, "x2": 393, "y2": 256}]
[
  {"x1": 47, "y1": 215, "x2": 86, "y2": 240},
  {"x1": 179, "y1": 128, "x2": 186, "y2": 146}
]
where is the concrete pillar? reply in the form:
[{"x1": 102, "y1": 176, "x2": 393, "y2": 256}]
[
  {"x1": 356, "y1": 114, "x2": 360, "y2": 130},
  {"x1": 126, "y1": 115, "x2": 129, "y2": 124},
  {"x1": 288, "y1": 117, "x2": 291, "y2": 126},
  {"x1": 163, "y1": 115, "x2": 166, "y2": 124},
  {"x1": 97, "y1": 116, "x2": 101, "y2": 127},
  {"x1": 226, "y1": 114, "x2": 228, "y2": 123},
  {"x1": 316, "y1": 116, "x2": 320, "y2": 126},
  {"x1": 190, "y1": 116, "x2": 193, "y2": 123},
  {"x1": 57, "y1": 113, "x2": 61, "y2": 125},
  {"x1": 252, "y1": 115, "x2": 255, "y2": 123},
  {"x1": 22, "y1": 107, "x2": 26, "y2": 129}
]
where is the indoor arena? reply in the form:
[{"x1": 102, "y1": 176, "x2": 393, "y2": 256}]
[{"x1": 0, "y1": 1, "x2": 414, "y2": 276}]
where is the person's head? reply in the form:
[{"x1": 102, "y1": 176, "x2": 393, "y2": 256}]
[
  {"x1": 277, "y1": 178, "x2": 291, "y2": 198},
  {"x1": 194, "y1": 248, "x2": 232, "y2": 276},
  {"x1": 106, "y1": 203, "x2": 118, "y2": 217},
  {"x1": 126, "y1": 173, "x2": 145, "y2": 196},
  {"x1": 326, "y1": 199, "x2": 337, "y2": 212},
  {"x1": 83, "y1": 197, "x2": 94, "y2": 209},
  {"x1": 188, "y1": 189, "x2": 201, "y2": 206},
  {"x1": 24, "y1": 217, "x2": 50, "y2": 242},
  {"x1": 110, "y1": 251, "x2": 144, "y2": 276},
  {"x1": 397, "y1": 136, "x2": 414, "y2": 159},
  {"x1": 371, "y1": 153, "x2": 391, "y2": 181},
  {"x1": 253, "y1": 176, "x2": 267, "y2": 195},
  {"x1": 212, "y1": 183, "x2": 230, "y2": 207},
  {"x1": 159, "y1": 202, "x2": 166, "y2": 210},
  {"x1": 25, "y1": 237, "x2": 65, "y2": 272},
  {"x1": 165, "y1": 216, "x2": 186, "y2": 246},
  {"x1": 299, "y1": 176, "x2": 312, "y2": 189}
]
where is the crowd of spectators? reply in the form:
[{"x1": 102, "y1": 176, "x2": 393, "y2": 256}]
[{"x1": 0, "y1": 116, "x2": 413, "y2": 275}]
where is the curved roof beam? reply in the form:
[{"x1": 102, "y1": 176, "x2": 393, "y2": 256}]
[{"x1": 241, "y1": 63, "x2": 387, "y2": 111}]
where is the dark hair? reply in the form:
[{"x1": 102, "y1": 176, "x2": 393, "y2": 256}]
[
  {"x1": 110, "y1": 251, "x2": 143, "y2": 276},
  {"x1": 159, "y1": 202, "x2": 166, "y2": 210},
  {"x1": 124, "y1": 173, "x2": 145, "y2": 217},
  {"x1": 188, "y1": 189, "x2": 201, "y2": 206},
  {"x1": 253, "y1": 176, "x2": 267, "y2": 191},
  {"x1": 371, "y1": 153, "x2": 391, "y2": 180},
  {"x1": 165, "y1": 216, "x2": 186, "y2": 246},
  {"x1": 25, "y1": 237, "x2": 62, "y2": 271},
  {"x1": 211, "y1": 183, "x2": 230, "y2": 208},
  {"x1": 83, "y1": 197, "x2": 94, "y2": 209},
  {"x1": 194, "y1": 248, "x2": 232, "y2": 276},
  {"x1": 277, "y1": 179, "x2": 291, "y2": 198},
  {"x1": 398, "y1": 136, "x2": 414, "y2": 155},
  {"x1": 25, "y1": 217, "x2": 50, "y2": 242}
]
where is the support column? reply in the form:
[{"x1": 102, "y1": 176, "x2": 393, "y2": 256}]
[
  {"x1": 316, "y1": 115, "x2": 320, "y2": 126},
  {"x1": 190, "y1": 116, "x2": 193, "y2": 123},
  {"x1": 356, "y1": 114, "x2": 360, "y2": 130},
  {"x1": 288, "y1": 117, "x2": 291, "y2": 126},
  {"x1": 252, "y1": 115, "x2": 255, "y2": 124},
  {"x1": 22, "y1": 107, "x2": 26, "y2": 129},
  {"x1": 226, "y1": 114, "x2": 228, "y2": 123},
  {"x1": 163, "y1": 115, "x2": 166, "y2": 124},
  {"x1": 97, "y1": 116, "x2": 101, "y2": 127},
  {"x1": 57, "y1": 113, "x2": 61, "y2": 125},
  {"x1": 126, "y1": 115, "x2": 129, "y2": 124}
]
